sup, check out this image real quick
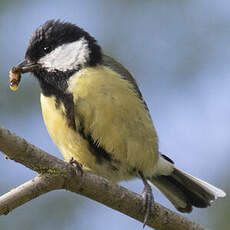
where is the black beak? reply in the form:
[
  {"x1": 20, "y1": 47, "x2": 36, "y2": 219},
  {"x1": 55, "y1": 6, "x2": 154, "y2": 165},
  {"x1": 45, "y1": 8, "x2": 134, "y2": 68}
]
[{"x1": 15, "y1": 60, "x2": 40, "y2": 73}]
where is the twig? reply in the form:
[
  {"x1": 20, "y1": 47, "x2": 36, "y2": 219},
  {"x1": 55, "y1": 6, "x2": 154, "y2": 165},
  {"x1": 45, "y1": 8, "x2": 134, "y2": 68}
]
[
  {"x1": 0, "y1": 174, "x2": 63, "y2": 215},
  {"x1": 0, "y1": 125, "x2": 207, "y2": 230}
]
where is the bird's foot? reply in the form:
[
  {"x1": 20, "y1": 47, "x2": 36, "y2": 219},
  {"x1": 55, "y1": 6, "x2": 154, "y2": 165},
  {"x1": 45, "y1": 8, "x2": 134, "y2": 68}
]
[
  {"x1": 139, "y1": 172, "x2": 155, "y2": 228},
  {"x1": 69, "y1": 157, "x2": 83, "y2": 176}
]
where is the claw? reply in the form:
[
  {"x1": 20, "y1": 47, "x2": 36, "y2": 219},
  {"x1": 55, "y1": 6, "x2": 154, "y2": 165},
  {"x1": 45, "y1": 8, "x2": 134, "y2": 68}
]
[
  {"x1": 69, "y1": 157, "x2": 83, "y2": 176},
  {"x1": 139, "y1": 172, "x2": 155, "y2": 228}
]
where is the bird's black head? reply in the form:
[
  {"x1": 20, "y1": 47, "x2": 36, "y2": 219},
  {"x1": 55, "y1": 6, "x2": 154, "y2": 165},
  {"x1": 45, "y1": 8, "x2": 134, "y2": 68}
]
[
  {"x1": 15, "y1": 20, "x2": 102, "y2": 95},
  {"x1": 25, "y1": 20, "x2": 102, "y2": 67}
]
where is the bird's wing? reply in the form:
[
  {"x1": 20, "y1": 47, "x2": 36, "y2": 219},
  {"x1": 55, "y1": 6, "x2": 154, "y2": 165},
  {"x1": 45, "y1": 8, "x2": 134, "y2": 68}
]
[{"x1": 67, "y1": 57, "x2": 159, "y2": 177}]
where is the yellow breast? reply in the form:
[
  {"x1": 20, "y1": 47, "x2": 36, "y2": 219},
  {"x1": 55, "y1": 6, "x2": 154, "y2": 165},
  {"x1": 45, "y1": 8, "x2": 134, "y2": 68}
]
[
  {"x1": 68, "y1": 66, "x2": 159, "y2": 177},
  {"x1": 40, "y1": 94, "x2": 83, "y2": 162},
  {"x1": 40, "y1": 93, "x2": 133, "y2": 182},
  {"x1": 40, "y1": 65, "x2": 159, "y2": 181}
]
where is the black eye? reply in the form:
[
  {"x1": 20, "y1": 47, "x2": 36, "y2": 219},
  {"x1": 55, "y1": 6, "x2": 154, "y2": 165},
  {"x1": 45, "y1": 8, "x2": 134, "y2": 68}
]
[{"x1": 43, "y1": 46, "x2": 52, "y2": 54}]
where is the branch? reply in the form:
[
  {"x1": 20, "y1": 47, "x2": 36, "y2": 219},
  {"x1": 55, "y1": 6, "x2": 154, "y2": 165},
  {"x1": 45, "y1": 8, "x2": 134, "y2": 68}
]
[
  {"x1": 0, "y1": 174, "x2": 63, "y2": 215},
  {"x1": 0, "y1": 126, "x2": 207, "y2": 230}
]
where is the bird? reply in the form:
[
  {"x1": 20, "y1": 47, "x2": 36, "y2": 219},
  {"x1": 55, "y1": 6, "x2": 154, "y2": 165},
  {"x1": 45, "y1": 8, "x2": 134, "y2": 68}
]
[{"x1": 11, "y1": 19, "x2": 226, "y2": 226}]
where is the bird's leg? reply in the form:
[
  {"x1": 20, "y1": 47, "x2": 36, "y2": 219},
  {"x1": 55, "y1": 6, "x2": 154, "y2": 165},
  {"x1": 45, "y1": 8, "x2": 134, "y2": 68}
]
[
  {"x1": 69, "y1": 157, "x2": 83, "y2": 176},
  {"x1": 139, "y1": 171, "x2": 154, "y2": 228}
]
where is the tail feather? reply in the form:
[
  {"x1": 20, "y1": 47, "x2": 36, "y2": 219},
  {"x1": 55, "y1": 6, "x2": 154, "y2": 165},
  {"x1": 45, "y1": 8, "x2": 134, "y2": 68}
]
[
  {"x1": 150, "y1": 174, "x2": 192, "y2": 212},
  {"x1": 150, "y1": 166, "x2": 226, "y2": 213}
]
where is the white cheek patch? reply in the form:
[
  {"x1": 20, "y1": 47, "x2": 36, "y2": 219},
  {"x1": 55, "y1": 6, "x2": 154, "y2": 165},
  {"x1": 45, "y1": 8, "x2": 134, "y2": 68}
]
[{"x1": 38, "y1": 38, "x2": 90, "y2": 72}]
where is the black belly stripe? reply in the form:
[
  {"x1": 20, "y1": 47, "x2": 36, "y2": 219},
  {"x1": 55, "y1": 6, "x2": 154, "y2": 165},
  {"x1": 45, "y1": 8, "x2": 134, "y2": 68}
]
[
  {"x1": 85, "y1": 133, "x2": 112, "y2": 163},
  {"x1": 83, "y1": 132, "x2": 120, "y2": 171},
  {"x1": 36, "y1": 69, "x2": 117, "y2": 167},
  {"x1": 54, "y1": 90, "x2": 118, "y2": 169},
  {"x1": 74, "y1": 109, "x2": 117, "y2": 165},
  {"x1": 55, "y1": 93, "x2": 76, "y2": 130},
  {"x1": 78, "y1": 125, "x2": 112, "y2": 164}
]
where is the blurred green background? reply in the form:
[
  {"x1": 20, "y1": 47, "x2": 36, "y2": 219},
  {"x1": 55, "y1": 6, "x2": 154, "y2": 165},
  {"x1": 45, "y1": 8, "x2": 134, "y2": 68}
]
[{"x1": 0, "y1": 0, "x2": 229, "y2": 229}]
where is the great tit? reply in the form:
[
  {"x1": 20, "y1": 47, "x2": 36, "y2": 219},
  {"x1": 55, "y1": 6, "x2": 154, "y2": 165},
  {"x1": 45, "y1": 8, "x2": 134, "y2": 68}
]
[{"x1": 11, "y1": 20, "x2": 226, "y2": 225}]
